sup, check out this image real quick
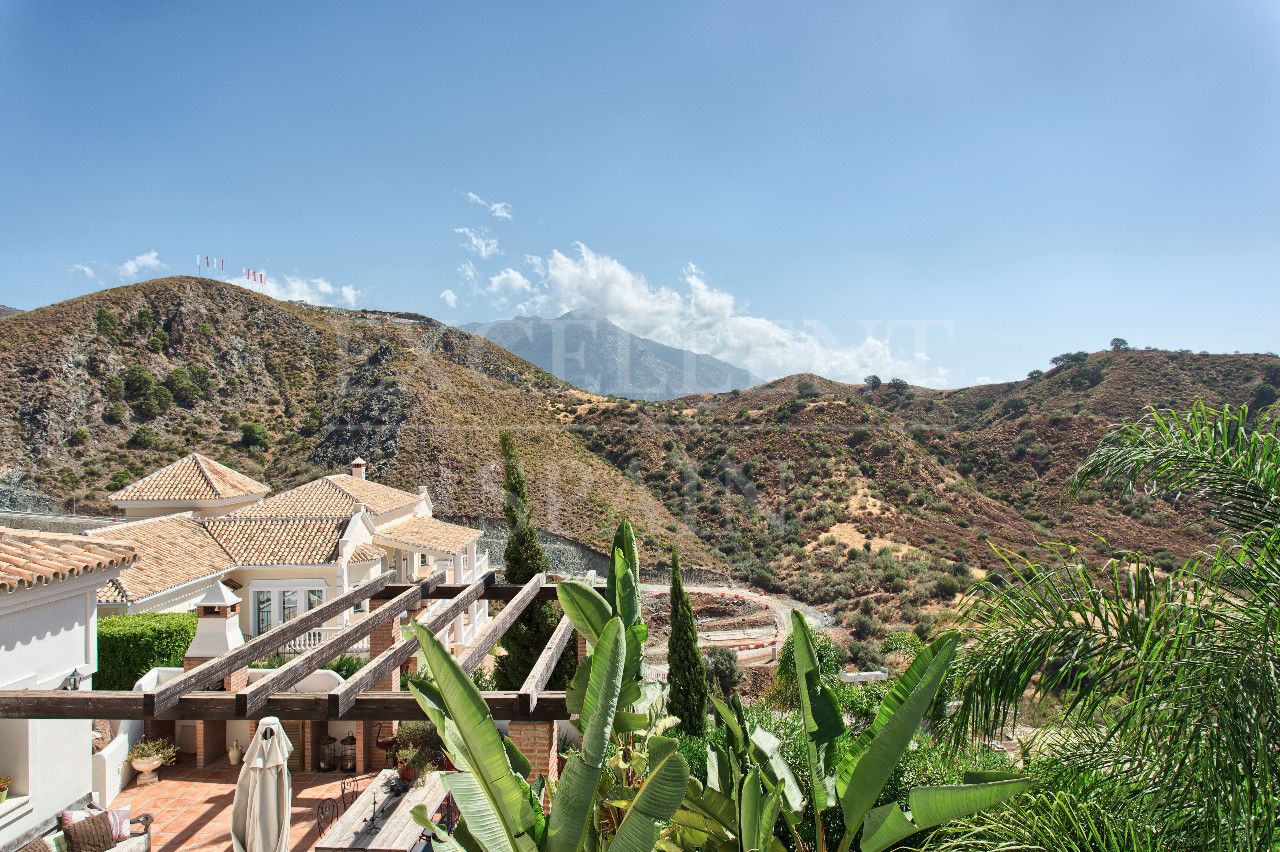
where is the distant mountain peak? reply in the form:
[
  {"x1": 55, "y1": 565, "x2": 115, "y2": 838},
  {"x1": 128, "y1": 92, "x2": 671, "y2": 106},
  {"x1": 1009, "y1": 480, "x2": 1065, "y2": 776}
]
[
  {"x1": 557, "y1": 306, "x2": 607, "y2": 321},
  {"x1": 463, "y1": 313, "x2": 760, "y2": 400}
]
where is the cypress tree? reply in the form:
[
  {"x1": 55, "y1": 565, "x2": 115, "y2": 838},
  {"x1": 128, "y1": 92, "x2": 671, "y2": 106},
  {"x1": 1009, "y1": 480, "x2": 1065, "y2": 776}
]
[
  {"x1": 666, "y1": 550, "x2": 708, "y2": 735},
  {"x1": 493, "y1": 431, "x2": 575, "y2": 689}
]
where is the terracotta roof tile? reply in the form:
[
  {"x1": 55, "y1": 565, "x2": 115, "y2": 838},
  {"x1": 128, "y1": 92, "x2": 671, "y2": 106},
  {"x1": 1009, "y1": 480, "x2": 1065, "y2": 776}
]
[
  {"x1": 376, "y1": 516, "x2": 483, "y2": 554},
  {"x1": 109, "y1": 454, "x2": 270, "y2": 503},
  {"x1": 230, "y1": 474, "x2": 418, "y2": 518},
  {"x1": 87, "y1": 514, "x2": 234, "y2": 604},
  {"x1": 0, "y1": 527, "x2": 137, "y2": 593},
  {"x1": 349, "y1": 544, "x2": 386, "y2": 564},
  {"x1": 203, "y1": 517, "x2": 353, "y2": 565}
]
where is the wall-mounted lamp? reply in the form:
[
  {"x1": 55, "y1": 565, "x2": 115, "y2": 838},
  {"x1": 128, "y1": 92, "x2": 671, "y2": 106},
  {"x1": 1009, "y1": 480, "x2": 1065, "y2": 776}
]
[{"x1": 63, "y1": 668, "x2": 84, "y2": 691}]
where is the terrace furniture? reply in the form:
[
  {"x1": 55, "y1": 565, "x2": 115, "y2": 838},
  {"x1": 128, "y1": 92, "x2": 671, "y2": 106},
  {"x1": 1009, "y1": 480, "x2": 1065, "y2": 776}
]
[
  {"x1": 28, "y1": 813, "x2": 153, "y2": 852},
  {"x1": 316, "y1": 768, "x2": 446, "y2": 852},
  {"x1": 340, "y1": 777, "x2": 359, "y2": 808},
  {"x1": 318, "y1": 797, "x2": 342, "y2": 835}
]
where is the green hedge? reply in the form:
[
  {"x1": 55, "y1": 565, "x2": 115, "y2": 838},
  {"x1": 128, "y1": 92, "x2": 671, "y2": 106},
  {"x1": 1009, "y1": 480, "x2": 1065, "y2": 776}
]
[{"x1": 96, "y1": 612, "x2": 197, "y2": 690}]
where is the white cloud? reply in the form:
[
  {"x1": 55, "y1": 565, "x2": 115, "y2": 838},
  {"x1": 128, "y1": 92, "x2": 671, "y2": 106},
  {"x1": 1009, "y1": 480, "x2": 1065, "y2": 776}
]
[
  {"x1": 117, "y1": 250, "x2": 165, "y2": 280},
  {"x1": 467, "y1": 192, "x2": 513, "y2": 220},
  {"x1": 524, "y1": 254, "x2": 545, "y2": 276},
  {"x1": 230, "y1": 273, "x2": 360, "y2": 307},
  {"x1": 455, "y1": 227, "x2": 500, "y2": 259},
  {"x1": 477, "y1": 242, "x2": 949, "y2": 386},
  {"x1": 458, "y1": 260, "x2": 479, "y2": 284},
  {"x1": 487, "y1": 268, "x2": 533, "y2": 298},
  {"x1": 440, "y1": 289, "x2": 458, "y2": 308},
  {"x1": 69, "y1": 263, "x2": 96, "y2": 279}
]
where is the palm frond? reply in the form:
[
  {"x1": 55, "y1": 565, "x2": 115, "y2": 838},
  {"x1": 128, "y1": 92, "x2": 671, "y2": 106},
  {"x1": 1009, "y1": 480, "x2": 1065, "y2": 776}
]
[{"x1": 1066, "y1": 402, "x2": 1280, "y2": 540}]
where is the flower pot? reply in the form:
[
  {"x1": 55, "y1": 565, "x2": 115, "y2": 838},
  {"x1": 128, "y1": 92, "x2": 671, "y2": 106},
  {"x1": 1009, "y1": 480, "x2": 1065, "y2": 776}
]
[
  {"x1": 131, "y1": 756, "x2": 164, "y2": 786},
  {"x1": 397, "y1": 763, "x2": 415, "y2": 783},
  {"x1": 0, "y1": 788, "x2": 8, "y2": 804}
]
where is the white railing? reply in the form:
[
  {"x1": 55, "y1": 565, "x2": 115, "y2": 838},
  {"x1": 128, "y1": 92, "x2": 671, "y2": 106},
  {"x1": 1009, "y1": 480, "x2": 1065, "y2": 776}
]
[{"x1": 279, "y1": 626, "x2": 371, "y2": 655}]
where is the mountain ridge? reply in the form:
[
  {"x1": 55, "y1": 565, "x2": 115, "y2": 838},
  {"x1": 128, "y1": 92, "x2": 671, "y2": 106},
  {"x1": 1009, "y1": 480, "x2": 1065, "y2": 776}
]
[{"x1": 463, "y1": 310, "x2": 761, "y2": 400}]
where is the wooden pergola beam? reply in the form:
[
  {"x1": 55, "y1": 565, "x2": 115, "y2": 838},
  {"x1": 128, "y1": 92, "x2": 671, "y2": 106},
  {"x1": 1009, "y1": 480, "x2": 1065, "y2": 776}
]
[
  {"x1": 329, "y1": 573, "x2": 492, "y2": 717},
  {"x1": 0, "y1": 690, "x2": 568, "y2": 721},
  {"x1": 234, "y1": 580, "x2": 429, "y2": 716},
  {"x1": 375, "y1": 582, "x2": 560, "y2": 603},
  {"x1": 518, "y1": 614, "x2": 574, "y2": 712},
  {"x1": 457, "y1": 574, "x2": 545, "y2": 674},
  {"x1": 145, "y1": 571, "x2": 395, "y2": 715}
]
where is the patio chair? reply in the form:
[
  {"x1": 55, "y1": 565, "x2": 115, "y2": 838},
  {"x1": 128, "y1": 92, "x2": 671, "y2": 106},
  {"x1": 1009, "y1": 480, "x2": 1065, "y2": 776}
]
[
  {"x1": 340, "y1": 776, "x2": 358, "y2": 809},
  {"x1": 317, "y1": 797, "x2": 341, "y2": 836}
]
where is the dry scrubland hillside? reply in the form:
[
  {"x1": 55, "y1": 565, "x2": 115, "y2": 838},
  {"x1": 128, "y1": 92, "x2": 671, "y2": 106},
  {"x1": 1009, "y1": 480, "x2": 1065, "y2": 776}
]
[
  {"x1": 5, "y1": 278, "x2": 1276, "y2": 640},
  {"x1": 571, "y1": 350, "x2": 1279, "y2": 636},
  {"x1": 0, "y1": 277, "x2": 721, "y2": 567}
]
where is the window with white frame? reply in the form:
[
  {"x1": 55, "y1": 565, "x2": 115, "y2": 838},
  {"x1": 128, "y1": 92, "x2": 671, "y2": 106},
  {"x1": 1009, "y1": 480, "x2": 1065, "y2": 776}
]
[{"x1": 248, "y1": 580, "x2": 326, "y2": 635}]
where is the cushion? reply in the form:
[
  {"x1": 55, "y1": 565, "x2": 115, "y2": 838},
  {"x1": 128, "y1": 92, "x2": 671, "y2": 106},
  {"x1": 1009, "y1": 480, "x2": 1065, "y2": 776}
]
[
  {"x1": 62, "y1": 812, "x2": 115, "y2": 852},
  {"x1": 17, "y1": 838, "x2": 52, "y2": 852},
  {"x1": 61, "y1": 807, "x2": 130, "y2": 841}
]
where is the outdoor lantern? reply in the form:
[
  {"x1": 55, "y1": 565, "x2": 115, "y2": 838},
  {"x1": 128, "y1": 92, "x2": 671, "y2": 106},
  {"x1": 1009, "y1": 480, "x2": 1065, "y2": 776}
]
[
  {"x1": 340, "y1": 731, "x2": 357, "y2": 773},
  {"x1": 318, "y1": 735, "x2": 337, "y2": 772}
]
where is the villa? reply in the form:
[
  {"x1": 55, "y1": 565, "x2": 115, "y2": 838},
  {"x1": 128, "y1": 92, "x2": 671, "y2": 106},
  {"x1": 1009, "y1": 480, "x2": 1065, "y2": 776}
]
[
  {"x1": 89, "y1": 455, "x2": 490, "y2": 651},
  {"x1": 0, "y1": 528, "x2": 137, "y2": 844}
]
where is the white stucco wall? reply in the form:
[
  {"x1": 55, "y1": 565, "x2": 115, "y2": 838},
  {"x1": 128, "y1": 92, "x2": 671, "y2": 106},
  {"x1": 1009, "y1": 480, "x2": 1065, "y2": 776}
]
[{"x1": 0, "y1": 568, "x2": 120, "y2": 848}]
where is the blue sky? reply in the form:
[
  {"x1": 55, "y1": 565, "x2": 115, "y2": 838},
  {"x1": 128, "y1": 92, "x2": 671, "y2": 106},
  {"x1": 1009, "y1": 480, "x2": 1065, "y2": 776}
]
[{"x1": 2, "y1": 2, "x2": 1277, "y2": 386}]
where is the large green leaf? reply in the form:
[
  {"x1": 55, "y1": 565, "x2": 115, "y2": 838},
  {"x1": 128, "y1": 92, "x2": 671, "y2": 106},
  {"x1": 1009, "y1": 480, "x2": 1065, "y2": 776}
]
[
  {"x1": 610, "y1": 520, "x2": 640, "y2": 606},
  {"x1": 546, "y1": 617, "x2": 626, "y2": 852},
  {"x1": 837, "y1": 633, "x2": 955, "y2": 837},
  {"x1": 750, "y1": 727, "x2": 805, "y2": 818},
  {"x1": 613, "y1": 547, "x2": 642, "y2": 629},
  {"x1": 841, "y1": 633, "x2": 959, "y2": 771},
  {"x1": 610, "y1": 735, "x2": 691, "y2": 852},
  {"x1": 789, "y1": 610, "x2": 843, "y2": 815},
  {"x1": 858, "y1": 778, "x2": 1032, "y2": 852},
  {"x1": 578, "y1": 617, "x2": 626, "y2": 766},
  {"x1": 409, "y1": 621, "x2": 541, "y2": 851},
  {"x1": 439, "y1": 770, "x2": 538, "y2": 852},
  {"x1": 558, "y1": 581, "x2": 613, "y2": 646}
]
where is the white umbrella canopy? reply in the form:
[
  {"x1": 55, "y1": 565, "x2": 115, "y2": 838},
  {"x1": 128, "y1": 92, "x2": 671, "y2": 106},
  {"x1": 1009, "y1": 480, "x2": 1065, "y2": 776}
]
[{"x1": 231, "y1": 716, "x2": 294, "y2": 852}]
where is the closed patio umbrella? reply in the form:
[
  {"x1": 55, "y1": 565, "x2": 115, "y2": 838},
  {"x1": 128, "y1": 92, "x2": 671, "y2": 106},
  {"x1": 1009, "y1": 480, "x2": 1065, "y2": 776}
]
[{"x1": 231, "y1": 716, "x2": 293, "y2": 852}]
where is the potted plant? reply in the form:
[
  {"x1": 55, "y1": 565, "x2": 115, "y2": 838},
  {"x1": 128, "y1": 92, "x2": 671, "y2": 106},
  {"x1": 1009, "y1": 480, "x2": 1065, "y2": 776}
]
[
  {"x1": 395, "y1": 745, "x2": 421, "y2": 782},
  {"x1": 127, "y1": 737, "x2": 178, "y2": 786},
  {"x1": 0, "y1": 777, "x2": 11, "y2": 804},
  {"x1": 393, "y1": 721, "x2": 440, "y2": 787}
]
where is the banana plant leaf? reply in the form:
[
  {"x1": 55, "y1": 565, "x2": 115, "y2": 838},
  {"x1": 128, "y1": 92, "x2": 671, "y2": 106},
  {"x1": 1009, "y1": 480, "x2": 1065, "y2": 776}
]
[
  {"x1": 749, "y1": 727, "x2": 805, "y2": 818},
  {"x1": 408, "y1": 621, "x2": 542, "y2": 852},
  {"x1": 789, "y1": 611, "x2": 843, "y2": 816},
  {"x1": 545, "y1": 617, "x2": 627, "y2": 852},
  {"x1": 858, "y1": 778, "x2": 1033, "y2": 852},
  {"x1": 609, "y1": 735, "x2": 690, "y2": 852},
  {"x1": 558, "y1": 581, "x2": 613, "y2": 646},
  {"x1": 836, "y1": 632, "x2": 954, "y2": 838}
]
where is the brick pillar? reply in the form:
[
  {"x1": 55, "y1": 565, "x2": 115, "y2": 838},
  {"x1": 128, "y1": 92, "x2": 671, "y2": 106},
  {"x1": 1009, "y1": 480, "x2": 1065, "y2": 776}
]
[
  {"x1": 144, "y1": 718, "x2": 176, "y2": 744},
  {"x1": 576, "y1": 631, "x2": 588, "y2": 661},
  {"x1": 183, "y1": 656, "x2": 248, "y2": 692},
  {"x1": 368, "y1": 598, "x2": 405, "y2": 692},
  {"x1": 194, "y1": 719, "x2": 227, "y2": 768},
  {"x1": 509, "y1": 720, "x2": 558, "y2": 787},
  {"x1": 306, "y1": 721, "x2": 325, "y2": 771}
]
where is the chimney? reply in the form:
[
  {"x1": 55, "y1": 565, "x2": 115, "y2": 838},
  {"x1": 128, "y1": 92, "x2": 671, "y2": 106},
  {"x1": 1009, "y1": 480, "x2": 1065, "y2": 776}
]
[
  {"x1": 351, "y1": 457, "x2": 367, "y2": 480},
  {"x1": 184, "y1": 582, "x2": 247, "y2": 689}
]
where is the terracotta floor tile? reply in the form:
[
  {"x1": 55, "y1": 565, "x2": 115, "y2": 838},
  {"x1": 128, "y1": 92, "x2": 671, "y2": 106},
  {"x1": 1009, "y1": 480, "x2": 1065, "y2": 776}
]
[{"x1": 110, "y1": 758, "x2": 380, "y2": 852}]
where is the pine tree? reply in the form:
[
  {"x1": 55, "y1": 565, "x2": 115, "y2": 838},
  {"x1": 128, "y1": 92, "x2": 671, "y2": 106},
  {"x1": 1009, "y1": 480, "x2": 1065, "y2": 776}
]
[
  {"x1": 666, "y1": 549, "x2": 708, "y2": 735},
  {"x1": 493, "y1": 431, "x2": 575, "y2": 689}
]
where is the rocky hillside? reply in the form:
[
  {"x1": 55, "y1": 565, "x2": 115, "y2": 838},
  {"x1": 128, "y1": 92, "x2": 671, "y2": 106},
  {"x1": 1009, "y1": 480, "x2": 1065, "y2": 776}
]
[
  {"x1": 570, "y1": 351, "x2": 1278, "y2": 634},
  {"x1": 0, "y1": 277, "x2": 723, "y2": 568},
  {"x1": 463, "y1": 308, "x2": 759, "y2": 400}
]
